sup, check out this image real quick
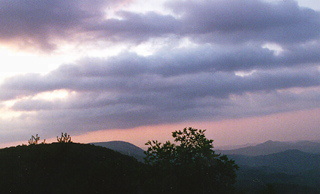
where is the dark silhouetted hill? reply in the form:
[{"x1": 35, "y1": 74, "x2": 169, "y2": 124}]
[
  {"x1": 92, "y1": 141, "x2": 145, "y2": 162},
  {"x1": 0, "y1": 143, "x2": 145, "y2": 193},
  {"x1": 219, "y1": 140, "x2": 320, "y2": 156}
]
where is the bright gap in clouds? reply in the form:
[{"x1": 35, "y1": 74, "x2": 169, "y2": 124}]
[
  {"x1": 262, "y1": 43, "x2": 284, "y2": 56},
  {"x1": 0, "y1": 46, "x2": 76, "y2": 82},
  {"x1": 0, "y1": 42, "x2": 128, "y2": 84},
  {"x1": 0, "y1": 100, "x2": 22, "y2": 120},
  {"x1": 123, "y1": 0, "x2": 168, "y2": 15},
  {"x1": 130, "y1": 37, "x2": 199, "y2": 56},
  {"x1": 33, "y1": 89, "x2": 74, "y2": 101},
  {"x1": 0, "y1": 89, "x2": 73, "y2": 121},
  {"x1": 235, "y1": 70, "x2": 256, "y2": 77},
  {"x1": 104, "y1": 0, "x2": 169, "y2": 19},
  {"x1": 296, "y1": 0, "x2": 320, "y2": 11},
  {"x1": 266, "y1": 0, "x2": 320, "y2": 11}
]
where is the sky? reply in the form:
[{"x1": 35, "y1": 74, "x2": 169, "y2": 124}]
[{"x1": 0, "y1": 0, "x2": 320, "y2": 148}]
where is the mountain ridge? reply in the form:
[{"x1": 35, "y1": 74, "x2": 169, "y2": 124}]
[
  {"x1": 91, "y1": 141, "x2": 145, "y2": 162},
  {"x1": 229, "y1": 149, "x2": 320, "y2": 174},
  {"x1": 218, "y1": 140, "x2": 320, "y2": 156}
]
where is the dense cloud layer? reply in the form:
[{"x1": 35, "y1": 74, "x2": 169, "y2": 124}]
[
  {"x1": 0, "y1": 0, "x2": 319, "y2": 142},
  {"x1": 1, "y1": 48, "x2": 320, "y2": 100},
  {"x1": 167, "y1": 0, "x2": 320, "y2": 44},
  {"x1": 0, "y1": 0, "x2": 124, "y2": 50},
  {"x1": 1, "y1": 0, "x2": 319, "y2": 49}
]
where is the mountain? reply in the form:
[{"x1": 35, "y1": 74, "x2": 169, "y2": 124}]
[
  {"x1": 2, "y1": 141, "x2": 319, "y2": 193},
  {"x1": 0, "y1": 143, "x2": 145, "y2": 193},
  {"x1": 219, "y1": 140, "x2": 320, "y2": 156},
  {"x1": 91, "y1": 141, "x2": 145, "y2": 162},
  {"x1": 232, "y1": 150, "x2": 320, "y2": 193},
  {"x1": 230, "y1": 149, "x2": 320, "y2": 174}
]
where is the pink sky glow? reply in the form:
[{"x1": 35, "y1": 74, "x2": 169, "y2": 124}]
[{"x1": 72, "y1": 107, "x2": 320, "y2": 149}]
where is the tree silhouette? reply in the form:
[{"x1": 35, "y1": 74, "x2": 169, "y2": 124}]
[
  {"x1": 28, "y1": 134, "x2": 45, "y2": 145},
  {"x1": 28, "y1": 134, "x2": 40, "y2": 145},
  {"x1": 57, "y1": 133, "x2": 72, "y2": 143},
  {"x1": 145, "y1": 127, "x2": 238, "y2": 194}
]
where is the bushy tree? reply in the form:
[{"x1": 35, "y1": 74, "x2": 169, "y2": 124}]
[{"x1": 145, "y1": 127, "x2": 238, "y2": 194}]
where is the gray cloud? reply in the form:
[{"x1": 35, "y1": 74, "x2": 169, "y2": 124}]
[
  {"x1": 166, "y1": 0, "x2": 320, "y2": 44},
  {"x1": 0, "y1": 0, "x2": 319, "y2": 50},
  {"x1": 90, "y1": 0, "x2": 320, "y2": 45},
  {"x1": 0, "y1": 0, "x2": 320, "y2": 143},
  {"x1": 0, "y1": 0, "x2": 126, "y2": 50},
  {"x1": 90, "y1": 11, "x2": 179, "y2": 43},
  {"x1": 1, "y1": 51, "x2": 319, "y2": 138},
  {"x1": 1, "y1": 41, "x2": 320, "y2": 103}
]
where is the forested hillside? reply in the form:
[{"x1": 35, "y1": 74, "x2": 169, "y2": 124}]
[{"x1": 0, "y1": 143, "x2": 144, "y2": 193}]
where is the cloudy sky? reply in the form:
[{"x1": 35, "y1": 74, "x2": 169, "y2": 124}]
[{"x1": 0, "y1": 0, "x2": 320, "y2": 148}]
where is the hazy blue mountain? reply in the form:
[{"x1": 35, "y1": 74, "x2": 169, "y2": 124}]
[
  {"x1": 91, "y1": 141, "x2": 145, "y2": 162},
  {"x1": 218, "y1": 139, "x2": 320, "y2": 191},
  {"x1": 218, "y1": 140, "x2": 320, "y2": 156},
  {"x1": 230, "y1": 149, "x2": 320, "y2": 174},
  {"x1": 232, "y1": 150, "x2": 320, "y2": 193}
]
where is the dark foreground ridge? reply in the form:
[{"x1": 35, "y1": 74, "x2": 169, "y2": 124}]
[
  {"x1": 0, "y1": 128, "x2": 239, "y2": 194},
  {"x1": 3, "y1": 138, "x2": 320, "y2": 193},
  {"x1": 0, "y1": 143, "x2": 145, "y2": 194}
]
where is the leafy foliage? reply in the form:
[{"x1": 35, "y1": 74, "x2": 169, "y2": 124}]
[{"x1": 144, "y1": 127, "x2": 239, "y2": 194}]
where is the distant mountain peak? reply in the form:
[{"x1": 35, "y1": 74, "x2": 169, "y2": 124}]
[
  {"x1": 263, "y1": 140, "x2": 274, "y2": 143},
  {"x1": 260, "y1": 140, "x2": 286, "y2": 145}
]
